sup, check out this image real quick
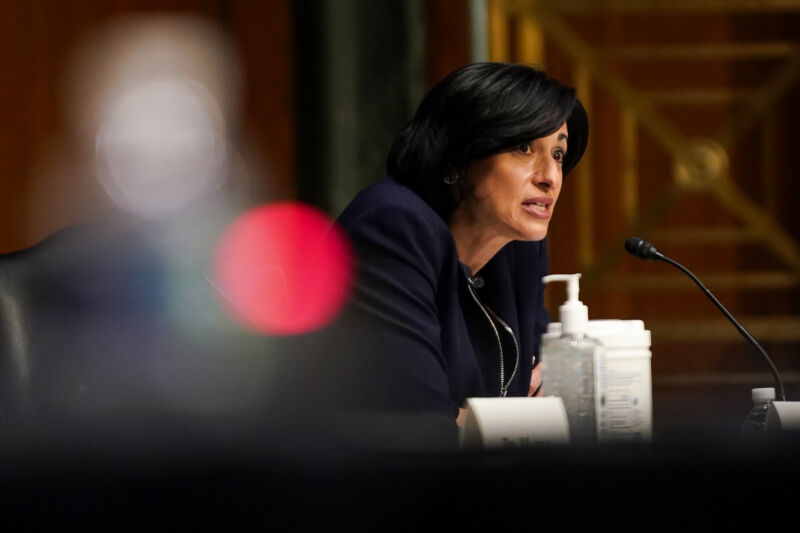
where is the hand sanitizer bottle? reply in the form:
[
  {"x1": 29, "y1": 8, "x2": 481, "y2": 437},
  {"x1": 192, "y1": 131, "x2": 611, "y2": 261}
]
[{"x1": 540, "y1": 274, "x2": 601, "y2": 445}]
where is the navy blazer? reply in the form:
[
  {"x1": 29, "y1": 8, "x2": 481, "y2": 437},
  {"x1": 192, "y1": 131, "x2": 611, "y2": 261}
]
[{"x1": 331, "y1": 177, "x2": 550, "y2": 444}]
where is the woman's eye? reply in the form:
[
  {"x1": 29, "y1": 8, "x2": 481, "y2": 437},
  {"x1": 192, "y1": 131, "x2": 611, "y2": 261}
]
[
  {"x1": 553, "y1": 149, "x2": 566, "y2": 164},
  {"x1": 518, "y1": 142, "x2": 531, "y2": 154}
]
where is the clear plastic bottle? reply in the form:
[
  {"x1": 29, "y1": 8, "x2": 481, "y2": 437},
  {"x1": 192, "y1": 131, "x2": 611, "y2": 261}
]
[
  {"x1": 540, "y1": 274, "x2": 601, "y2": 445},
  {"x1": 740, "y1": 387, "x2": 775, "y2": 446},
  {"x1": 541, "y1": 332, "x2": 599, "y2": 444}
]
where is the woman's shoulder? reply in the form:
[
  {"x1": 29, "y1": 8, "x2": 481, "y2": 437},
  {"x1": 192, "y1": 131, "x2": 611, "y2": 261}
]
[
  {"x1": 337, "y1": 177, "x2": 446, "y2": 232},
  {"x1": 336, "y1": 177, "x2": 457, "y2": 277}
]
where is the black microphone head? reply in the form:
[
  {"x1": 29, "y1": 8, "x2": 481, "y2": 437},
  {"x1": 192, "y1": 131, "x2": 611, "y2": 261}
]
[{"x1": 625, "y1": 237, "x2": 661, "y2": 261}]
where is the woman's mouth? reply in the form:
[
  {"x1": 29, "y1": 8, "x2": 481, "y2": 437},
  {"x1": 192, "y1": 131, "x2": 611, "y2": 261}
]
[{"x1": 522, "y1": 198, "x2": 552, "y2": 219}]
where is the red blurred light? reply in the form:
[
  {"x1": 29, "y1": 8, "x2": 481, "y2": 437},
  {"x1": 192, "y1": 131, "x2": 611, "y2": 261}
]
[{"x1": 213, "y1": 202, "x2": 353, "y2": 335}]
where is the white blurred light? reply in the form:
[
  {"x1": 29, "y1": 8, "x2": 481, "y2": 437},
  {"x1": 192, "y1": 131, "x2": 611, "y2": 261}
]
[{"x1": 94, "y1": 78, "x2": 228, "y2": 219}]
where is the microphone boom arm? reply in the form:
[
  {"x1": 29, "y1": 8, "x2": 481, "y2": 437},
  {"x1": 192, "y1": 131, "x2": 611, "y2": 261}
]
[{"x1": 658, "y1": 254, "x2": 787, "y2": 401}]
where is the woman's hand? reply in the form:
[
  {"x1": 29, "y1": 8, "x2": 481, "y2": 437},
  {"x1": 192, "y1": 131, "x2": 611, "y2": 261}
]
[{"x1": 528, "y1": 358, "x2": 542, "y2": 397}]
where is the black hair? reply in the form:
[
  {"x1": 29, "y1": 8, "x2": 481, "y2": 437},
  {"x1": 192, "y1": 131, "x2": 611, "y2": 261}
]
[{"x1": 387, "y1": 62, "x2": 588, "y2": 220}]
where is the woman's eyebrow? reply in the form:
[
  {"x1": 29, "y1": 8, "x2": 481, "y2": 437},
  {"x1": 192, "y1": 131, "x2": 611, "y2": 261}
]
[{"x1": 558, "y1": 133, "x2": 568, "y2": 142}]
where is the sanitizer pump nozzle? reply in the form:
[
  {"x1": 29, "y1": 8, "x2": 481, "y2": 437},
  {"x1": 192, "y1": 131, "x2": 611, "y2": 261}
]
[{"x1": 542, "y1": 274, "x2": 588, "y2": 336}]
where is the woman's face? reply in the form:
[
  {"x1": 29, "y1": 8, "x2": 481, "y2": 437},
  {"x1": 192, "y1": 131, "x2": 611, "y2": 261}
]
[{"x1": 463, "y1": 122, "x2": 568, "y2": 243}]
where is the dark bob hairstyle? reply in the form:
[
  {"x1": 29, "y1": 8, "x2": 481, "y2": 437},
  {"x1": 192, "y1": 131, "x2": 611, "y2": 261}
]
[{"x1": 387, "y1": 62, "x2": 588, "y2": 220}]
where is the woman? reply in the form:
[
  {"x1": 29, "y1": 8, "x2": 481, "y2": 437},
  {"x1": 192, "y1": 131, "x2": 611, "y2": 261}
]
[{"x1": 330, "y1": 62, "x2": 587, "y2": 450}]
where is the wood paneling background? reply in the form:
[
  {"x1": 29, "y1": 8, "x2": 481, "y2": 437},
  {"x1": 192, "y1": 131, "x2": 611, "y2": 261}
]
[{"x1": 489, "y1": 0, "x2": 800, "y2": 436}]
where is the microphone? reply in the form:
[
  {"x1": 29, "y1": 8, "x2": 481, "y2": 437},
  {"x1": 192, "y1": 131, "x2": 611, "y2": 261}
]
[
  {"x1": 624, "y1": 237, "x2": 663, "y2": 261},
  {"x1": 624, "y1": 237, "x2": 787, "y2": 401}
]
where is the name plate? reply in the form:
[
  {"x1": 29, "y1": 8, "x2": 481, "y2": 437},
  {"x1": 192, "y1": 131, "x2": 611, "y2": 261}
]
[
  {"x1": 766, "y1": 401, "x2": 800, "y2": 434},
  {"x1": 460, "y1": 397, "x2": 570, "y2": 450}
]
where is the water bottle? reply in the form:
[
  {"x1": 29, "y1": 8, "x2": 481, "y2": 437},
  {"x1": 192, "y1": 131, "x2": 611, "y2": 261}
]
[{"x1": 740, "y1": 387, "x2": 775, "y2": 446}]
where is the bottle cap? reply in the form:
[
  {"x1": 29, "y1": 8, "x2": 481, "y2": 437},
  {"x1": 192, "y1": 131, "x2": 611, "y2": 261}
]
[{"x1": 751, "y1": 387, "x2": 775, "y2": 403}]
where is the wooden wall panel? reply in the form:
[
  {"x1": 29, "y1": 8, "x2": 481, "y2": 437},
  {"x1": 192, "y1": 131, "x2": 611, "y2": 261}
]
[
  {"x1": 226, "y1": 0, "x2": 295, "y2": 200},
  {"x1": 426, "y1": 0, "x2": 471, "y2": 85}
]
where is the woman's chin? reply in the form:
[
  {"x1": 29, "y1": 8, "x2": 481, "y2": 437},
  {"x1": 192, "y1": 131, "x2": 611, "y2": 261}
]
[{"x1": 515, "y1": 223, "x2": 549, "y2": 242}]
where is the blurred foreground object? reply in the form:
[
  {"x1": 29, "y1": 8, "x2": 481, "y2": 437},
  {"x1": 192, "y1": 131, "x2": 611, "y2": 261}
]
[
  {"x1": 30, "y1": 13, "x2": 259, "y2": 246},
  {"x1": 0, "y1": 224, "x2": 275, "y2": 440},
  {"x1": 93, "y1": 77, "x2": 229, "y2": 220},
  {"x1": 0, "y1": 14, "x2": 321, "y2": 456},
  {"x1": 69, "y1": 15, "x2": 240, "y2": 221},
  {"x1": 213, "y1": 202, "x2": 353, "y2": 335}
]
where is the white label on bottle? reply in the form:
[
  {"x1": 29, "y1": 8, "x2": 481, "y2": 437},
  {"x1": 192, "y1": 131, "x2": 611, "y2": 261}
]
[
  {"x1": 596, "y1": 349, "x2": 652, "y2": 442},
  {"x1": 594, "y1": 345, "x2": 605, "y2": 439}
]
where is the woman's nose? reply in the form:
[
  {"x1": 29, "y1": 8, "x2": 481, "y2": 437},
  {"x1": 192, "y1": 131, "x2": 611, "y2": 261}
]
[{"x1": 533, "y1": 156, "x2": 560, "y2": 191}]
